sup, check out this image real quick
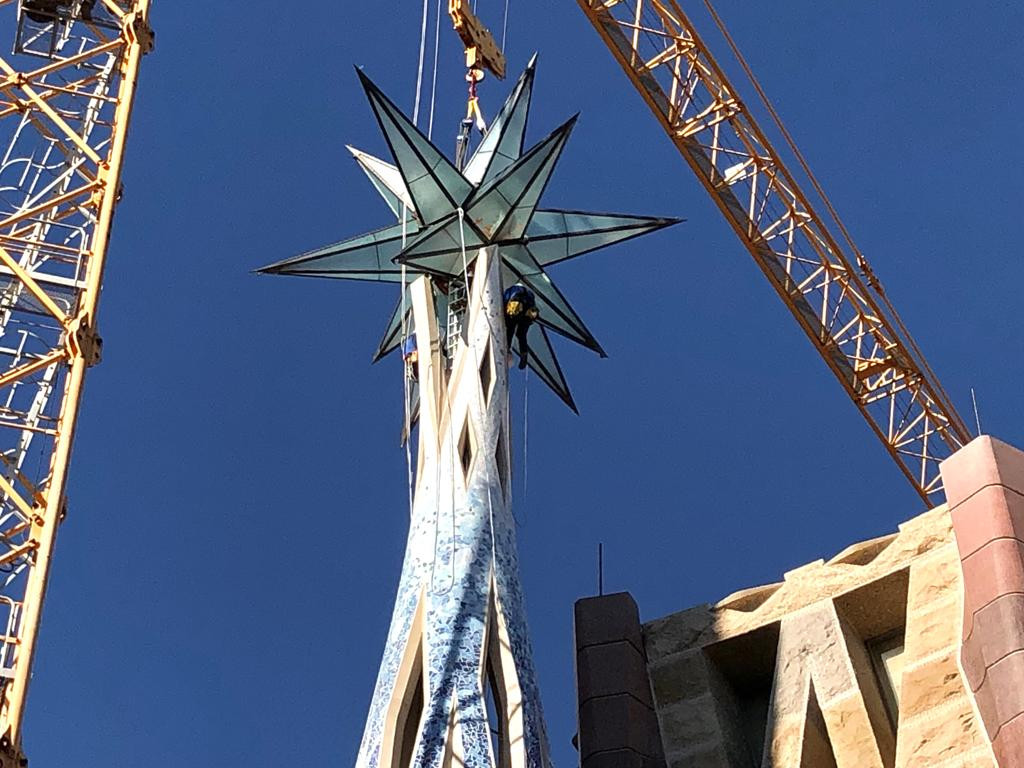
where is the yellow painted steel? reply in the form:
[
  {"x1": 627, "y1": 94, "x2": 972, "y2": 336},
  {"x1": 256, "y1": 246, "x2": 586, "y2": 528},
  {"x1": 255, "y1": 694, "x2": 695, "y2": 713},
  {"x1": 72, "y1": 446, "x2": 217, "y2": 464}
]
[
  {"x1": 449, "y1": 0, "x2": 505, "y2": 79},
  {"x1": 0, "y1": 3, "x2": 153, "y2": 764},
  {"x1": 576, "y1": 0, "x2": 970, "y2": 503}
]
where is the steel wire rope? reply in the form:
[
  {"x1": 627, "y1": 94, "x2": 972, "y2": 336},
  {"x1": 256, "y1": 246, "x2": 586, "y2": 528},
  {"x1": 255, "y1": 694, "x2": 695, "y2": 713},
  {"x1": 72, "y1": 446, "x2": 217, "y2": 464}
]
[
  {"x1": 457, "y1": 207, "x2": 501, "y2": 589},
  {"x1": 408, "y1": 0, "x2": 458, "y2": 595},
  {"x1": 413, "y1": 0, "x2": 431, "y2": 125},
  {"x1": 400, "y1": 237, "x2": 413, "y2": 522},
  {"x1": 432, "y1": 342, "x2": 459, "y2": 596},
  {"x1": 521, "y1": 366, "x2": 528, "y2": 513},
  {"x1": 459, "y1": 54, "x2": 529, "y2": 527},
  {"x1": 501, "y1": 0, "x2": 510, "y2": 52},
  {"x1": 447, "y1": 10, "x2": 526, "y2": 530},
  {"x1": 620, "y1": 0, "x2": 962, "y2": 466},
  {"x1": 431, "y1": 276, "x2": 464, "y2": 596},
  {"x1": 503, "y1": 363, "x2": 523, "y2": 528},
  {"x1": 498, "y1": 0, "x2": 520, "y2": 527},
  {"x1": 698, "y1": 0, "x2": 964, "y2": 434},
  {"x1": 400, "y1": 0, "x2": 433, "y2": 520},
  {"x1": 431, "y1": 260, "x2": 463, "y2": 596},
  {"x1": 428, "y1": 0, "x2": 443, "y2": 140}
]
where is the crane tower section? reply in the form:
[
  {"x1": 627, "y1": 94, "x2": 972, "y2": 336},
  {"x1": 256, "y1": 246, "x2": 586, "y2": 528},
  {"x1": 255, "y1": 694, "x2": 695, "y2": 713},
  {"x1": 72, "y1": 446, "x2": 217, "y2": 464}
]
[
  {"x1": 0, "y1": 1, "x2": 152, "y2": 763},
  {"x1": 577, "y1": 0, "x2": 970, "y2": 504}
]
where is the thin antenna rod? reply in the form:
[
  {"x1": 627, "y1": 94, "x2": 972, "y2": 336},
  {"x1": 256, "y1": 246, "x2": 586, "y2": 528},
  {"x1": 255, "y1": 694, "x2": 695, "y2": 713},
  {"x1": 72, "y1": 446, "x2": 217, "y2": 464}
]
[
  {"x1": 971, "y1": 388, "x2": 983, "y2": 436},
  {"x1": 598, "y1": 543, "x2": 604, "y2": 596}
]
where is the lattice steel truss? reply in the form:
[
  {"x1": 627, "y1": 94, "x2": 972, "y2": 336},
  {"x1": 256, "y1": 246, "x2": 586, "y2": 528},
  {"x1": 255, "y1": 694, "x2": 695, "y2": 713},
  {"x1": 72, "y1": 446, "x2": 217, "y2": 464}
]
[
  {"x1": 0, "y1": 1, "x2": 151, "y2": 762},
  {"x1": 577, "y1": 0, "x2": 971, "y2": 504}
]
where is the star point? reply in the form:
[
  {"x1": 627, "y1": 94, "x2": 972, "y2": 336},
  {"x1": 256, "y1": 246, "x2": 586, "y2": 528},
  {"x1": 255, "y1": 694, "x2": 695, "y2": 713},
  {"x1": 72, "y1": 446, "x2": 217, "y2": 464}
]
[{"x1": 259, "y1": 61, "x2": 681, "y2": 410}]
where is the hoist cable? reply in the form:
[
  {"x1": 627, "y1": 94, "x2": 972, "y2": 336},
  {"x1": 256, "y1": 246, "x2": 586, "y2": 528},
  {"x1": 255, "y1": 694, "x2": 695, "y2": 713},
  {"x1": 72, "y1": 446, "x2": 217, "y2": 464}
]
[
  {"x1": 400, "y1": 0, "x2": 434, "y2": 519},
  {"x1": 700, "y1": 0, "x2": 955, "y2": 415},
  {"x1": 428, "y1": 0, "x2": 443, "y2": 140},
  {"x1": 522, "y1": 366, "x2": 528, "y2": 507},
  {"x1": 501, "y1": 0, "x2": 510, "y2": 53},
  {"x1": 456, "y1": 208, "x2": 500, "y2": 572},
  {"x1": 412, "y1": 0, "x2": 430, "y2": 124}
]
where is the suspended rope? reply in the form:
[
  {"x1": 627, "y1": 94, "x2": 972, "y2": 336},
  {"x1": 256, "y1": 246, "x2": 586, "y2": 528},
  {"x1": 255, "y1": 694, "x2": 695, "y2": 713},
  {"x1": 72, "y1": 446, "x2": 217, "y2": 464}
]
[
  {"x1": 399, "y1": 197, "x2": 414, "y2": 520},
  {"x1": 412, "y1": 0, "x2": 430, "y2": 124},
  {"x1": 400, "y1": 246, "x2": 413, "y2": 518},
  {"x1": 501, "y1": 0, "x2": 510, "y2": 53},
  {"x1": 521, "y1": 365, "x2": 528, "y2": 509},
  {"x1": 431, "y1": 373, "x2": 459, "y2": 595},
  {"x1": 505, "y1": 373, "x2": 523, "y2": 527},
  {"x1": 428, "y1": 0, "x2": 443, "y2": 140},
  {"x1": 430, "y1": 284, "x2": 460, "y2": 596},
  {"x1": 457, "y1": 207, "x2": 500, "y2": 570},
  {"x1": 699, "y1": 0, "x2": 947, "y2": 399},
  {"x1": 399, "y1": 0, "x2": 434, "y2": 518}
]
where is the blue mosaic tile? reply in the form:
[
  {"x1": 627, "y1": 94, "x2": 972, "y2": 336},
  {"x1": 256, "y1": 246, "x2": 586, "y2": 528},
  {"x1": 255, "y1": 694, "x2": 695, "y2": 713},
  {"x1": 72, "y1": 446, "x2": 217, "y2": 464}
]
[{"x1": 355, "y1": 268, "x2": 551, "y2": 768}]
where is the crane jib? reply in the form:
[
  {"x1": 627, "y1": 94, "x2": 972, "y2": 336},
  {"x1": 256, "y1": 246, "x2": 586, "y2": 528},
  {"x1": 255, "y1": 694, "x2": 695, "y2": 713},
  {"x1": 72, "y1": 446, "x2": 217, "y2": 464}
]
[{"x1": 577, "y1": 0, "x2": 969, "y2": 504}]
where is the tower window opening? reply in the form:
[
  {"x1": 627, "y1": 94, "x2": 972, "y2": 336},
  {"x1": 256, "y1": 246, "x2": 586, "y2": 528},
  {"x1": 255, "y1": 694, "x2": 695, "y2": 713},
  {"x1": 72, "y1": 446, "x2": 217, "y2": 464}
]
[
  {"x1": 495, "y1": 428, "x2": 508, "y2": 500},
  {"x1": 835, "y1": 567, "x2": 909, "y2": 740},
  {"x1": 446, "y1": 279, "x2": 468, "y2": 358},
  {"x1": 485, "y1": 658, "x2": 506, "y2": 767},
  {"x1": 868, "y1": 630, "x2": 905, "y2": 729},
  {"x1": 479, "y1": 342, "x2": 493, "y2": 403},
  {"x1": 459, "y1": 421, "x2": 474, "y2": 479},
  {"x1": 398, "y1": 670, "x2": 424, "y2": 768},
  {"x1": 393, "y1": 637, "x2": 425, "y2": 768}
]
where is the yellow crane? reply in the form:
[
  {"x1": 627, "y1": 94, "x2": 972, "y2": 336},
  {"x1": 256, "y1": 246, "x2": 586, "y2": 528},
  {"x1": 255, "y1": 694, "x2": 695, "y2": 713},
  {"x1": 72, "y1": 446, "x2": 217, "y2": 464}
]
[
  {"x1": 0, "y1": 2, "x2": 152, "y2": 764},
  {"x1": 449, "y1": 0, "x2": 505, "y2": 79},
  {"x1": 577, "y1": 0, "x2": 971, "y2": 504}
]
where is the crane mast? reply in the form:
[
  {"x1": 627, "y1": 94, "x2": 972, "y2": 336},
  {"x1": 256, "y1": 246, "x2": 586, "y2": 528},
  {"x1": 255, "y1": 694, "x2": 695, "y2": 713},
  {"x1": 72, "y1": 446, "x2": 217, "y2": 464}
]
[
  {"x1": 0, "y1": 2, "x2": 152, "y2": 763},
  {"x1": 576, "y1": 0, "x2": 970, "y2": 504}
]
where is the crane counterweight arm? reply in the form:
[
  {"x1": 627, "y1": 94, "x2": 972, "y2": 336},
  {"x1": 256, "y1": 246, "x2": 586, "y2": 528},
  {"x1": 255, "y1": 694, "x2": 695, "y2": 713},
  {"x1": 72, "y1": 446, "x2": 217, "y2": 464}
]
[{"x1": 576, "y1": 0, "x2": 970, "y2": 503}]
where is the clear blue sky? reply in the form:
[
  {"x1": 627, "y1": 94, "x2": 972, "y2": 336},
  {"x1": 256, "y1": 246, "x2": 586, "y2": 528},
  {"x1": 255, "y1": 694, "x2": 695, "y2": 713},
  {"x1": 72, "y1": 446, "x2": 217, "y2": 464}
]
[{"x1": 24, "y1": 1, "x2": 1023, "y2": 765}]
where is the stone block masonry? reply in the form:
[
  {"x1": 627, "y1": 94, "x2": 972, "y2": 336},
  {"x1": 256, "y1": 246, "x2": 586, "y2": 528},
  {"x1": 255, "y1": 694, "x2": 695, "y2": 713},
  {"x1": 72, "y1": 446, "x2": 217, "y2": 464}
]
[
  {"x1": 942, "y1": 436, "x2": 1024, "y2": 767},
  {"x1": 596, "y1": 497, "x2": 1001, "y2": 766},
  {"x1": 572, "y1": 436, "x2": 1024, "y2": 765}
]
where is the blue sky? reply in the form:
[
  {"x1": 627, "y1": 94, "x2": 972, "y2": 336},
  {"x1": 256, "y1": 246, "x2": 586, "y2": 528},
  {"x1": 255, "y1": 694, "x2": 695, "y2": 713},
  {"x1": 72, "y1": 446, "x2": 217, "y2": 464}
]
[{"x1": 22, "y1": 1, "x2": 1024, "y2": 765}]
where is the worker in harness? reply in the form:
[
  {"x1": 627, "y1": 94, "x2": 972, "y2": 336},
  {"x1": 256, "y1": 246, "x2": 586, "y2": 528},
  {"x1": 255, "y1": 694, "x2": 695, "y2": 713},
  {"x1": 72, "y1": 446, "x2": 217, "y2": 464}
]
[
  {"x1": 402, "y1": 335, "x2": 419, "y2": 381},
  {"x1": 504, "y1": 283, "x2": 538, "y2": 370}
]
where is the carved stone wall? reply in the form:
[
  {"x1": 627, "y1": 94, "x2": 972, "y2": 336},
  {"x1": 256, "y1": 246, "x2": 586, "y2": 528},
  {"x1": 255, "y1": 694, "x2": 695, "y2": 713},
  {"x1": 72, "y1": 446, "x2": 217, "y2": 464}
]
[
  {"x1": 640, "y1": 505, "x2": 997, "y2": 767},
  {"x1": 572, "y1": 437, "x2": 1024, "y2": 766}
]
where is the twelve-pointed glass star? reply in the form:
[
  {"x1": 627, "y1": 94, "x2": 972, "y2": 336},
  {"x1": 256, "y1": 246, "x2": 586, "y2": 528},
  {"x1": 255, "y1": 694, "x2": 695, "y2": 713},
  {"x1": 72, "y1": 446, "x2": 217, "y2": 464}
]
[{"x1": 258, "y1": 58, "x2": 680, "y2": 412}]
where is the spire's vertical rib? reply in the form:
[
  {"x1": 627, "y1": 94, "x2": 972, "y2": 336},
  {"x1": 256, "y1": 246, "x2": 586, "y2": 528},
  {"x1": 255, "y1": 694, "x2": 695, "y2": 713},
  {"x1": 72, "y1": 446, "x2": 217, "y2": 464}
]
[{"x1": 356, "y1": 250, "x2": 551, "y2": 768}]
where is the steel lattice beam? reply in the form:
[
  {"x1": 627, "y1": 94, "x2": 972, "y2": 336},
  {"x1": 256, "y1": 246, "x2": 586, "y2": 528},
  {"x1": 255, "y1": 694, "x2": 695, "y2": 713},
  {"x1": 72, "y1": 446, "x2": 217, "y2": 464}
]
[
  {"x1": 0, "y1": 1, "x2": 151, "y2": 763},
  {"x1": 577, "y1": 0, "x2": 970, "y2": 504}
]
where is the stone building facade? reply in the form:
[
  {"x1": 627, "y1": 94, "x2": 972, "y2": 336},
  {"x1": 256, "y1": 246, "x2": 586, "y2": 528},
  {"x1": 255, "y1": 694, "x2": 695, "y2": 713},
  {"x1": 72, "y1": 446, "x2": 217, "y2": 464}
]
[{"x1": 574, "y1": 437, "x2": 1024, "y2": 767}]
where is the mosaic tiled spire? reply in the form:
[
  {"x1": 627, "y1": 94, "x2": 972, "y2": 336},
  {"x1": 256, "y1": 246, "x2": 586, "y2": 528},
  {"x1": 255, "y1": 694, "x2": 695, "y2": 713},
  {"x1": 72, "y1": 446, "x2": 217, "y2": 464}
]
[
  {"x1": 258, "y1": 61, "x2": 678, "y2": 767},
  {"x1": 361, "y1": 249, "x2": 549, "y2": 767}
]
